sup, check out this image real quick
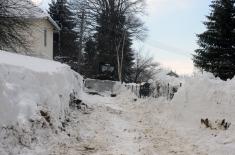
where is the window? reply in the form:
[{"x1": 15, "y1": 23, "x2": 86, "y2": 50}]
[{"x1": 44, "y1": 28, "x2": 47, "y2": 47}]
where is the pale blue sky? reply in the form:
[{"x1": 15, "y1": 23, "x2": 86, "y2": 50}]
[
  {"x1": 36, "y1": 0, "x2": 212, "y2": 75},
  {"x1": 139, "y1": 0, "x2": 211, "y2": 74}
]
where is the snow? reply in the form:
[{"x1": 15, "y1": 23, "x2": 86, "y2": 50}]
[
  {"x1": 154, "y1": 69, "x2": 182, "y2": 86},
  {"x1": 164, "y1": 72, "x2": 235, "y2": 154},
  {"x1": 6, "y1": 0, "x2": 48, "y2": 18},
  {"x1": 1, "y1": 50, "x2": 235, "y2": 154},
  {"x1": 0, "y1": 50, "x2": 69, "y2": 73},
  {"x1": 0, "y1": 51, "x2": 83, "y2": 126},
  {"x1": 62, "y1": 89, "x2": 206, "y2": 154},
  {"x1": 119, "y1": 71, "x2": 235, "y2": 154},
  {"x1": 5, "y1": 0, "x2": 60, "y2": 30},
  {"x1": 0, "y1": 51, "x2": 83, "y2": 154}
]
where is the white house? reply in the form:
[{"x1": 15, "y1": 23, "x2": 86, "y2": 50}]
[
  {"x1": 4, "y1": 0, "x2": 60, "y2": 60},
  {"x1": 27, "y1": 12, "x2": 60, "y2": 60}
]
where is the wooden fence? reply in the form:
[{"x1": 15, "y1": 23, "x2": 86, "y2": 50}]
[{"x1": 124, "y1": 82, "x2": 182, "y2": 100}]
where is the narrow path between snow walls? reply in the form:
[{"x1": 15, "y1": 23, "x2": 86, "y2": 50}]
[{"x1": 48, "y1": 89, "x2": 207, "y2": 155}]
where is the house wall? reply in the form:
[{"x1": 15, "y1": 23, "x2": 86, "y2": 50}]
[
  {"x1": 29, "y1": 19, "x2": 54, "y2": 60},
  {"x1": 2, "y1": 19, "x2": 55, "y2": 60}
]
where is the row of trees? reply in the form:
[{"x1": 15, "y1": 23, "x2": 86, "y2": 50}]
[
  {"x1": 50, "y1": 0, "x2": 235, "y2": 81},
  {"x1": 0, "y1": 0, "x2": 158, "y2": 83},
  {"x1": 194, "y1": 0, "x2": 235, "y2": 80},
  {"x1": 48, "y1": 0, "x2": 158, "y2": 82},
  {"x1": 3, "y1": 0, "x2": 235, "y2": 81}
]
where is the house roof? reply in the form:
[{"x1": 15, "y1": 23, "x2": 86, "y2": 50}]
[
  {"x1": 6, "y1": 0, "x2": 60, "y2": 31},
  {"x1": 167, "y1": 71, "x2": 179, "y2": 78},
  {"x1": 43, "y1": 16, "x2": 61, "y2": 31}
]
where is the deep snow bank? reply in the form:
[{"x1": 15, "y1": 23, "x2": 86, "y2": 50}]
[
  {"x1": 166, "y1": 72, "x2": 235, "y2": 154},
  {"x1": 0, "y1": 51, "x2": 84, "y2": 154},
  {"x1": 171, "y1": 73, "x2": 235, "y2": 128},
  {"x1": 0, "y1": 51, "x2": 83, "y2": 126}
]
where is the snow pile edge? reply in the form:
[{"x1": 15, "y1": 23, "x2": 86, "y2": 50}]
[
  {"x1": 0, "y1": 51, "x2": 83, "y2": 126},
  {"x1": 0, "y1": 51, "x2": 83, "y2": 154}
]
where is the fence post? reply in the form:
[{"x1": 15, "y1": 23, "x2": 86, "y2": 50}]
[
  {"x1": 83, "y1": 79, "x2": 86, "y2": 91},
  {"x1": 167, "y1": 83, "x2": 170, "y2": 100},
  {"x1": 136, "y1": 85, "x2": 138, "y2": 96}
]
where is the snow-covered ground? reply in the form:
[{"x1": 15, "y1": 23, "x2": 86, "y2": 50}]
[
  {"x1": 71, "y1": 91, "x2": 207, "y2": 155},
  {"x1": 0, "y1": 51, "x2": 235, "y2": 155}
]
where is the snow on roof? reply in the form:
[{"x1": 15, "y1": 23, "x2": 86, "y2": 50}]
[
  {"x1": 167, "y1": 71, "x2": 179, "y2": 78},
  {"x1": 5, "y1": 0, "x2": 60, "y2": 30},
  {"x1": 154, "y1": 69, "x2": 182, "y2": 86}
]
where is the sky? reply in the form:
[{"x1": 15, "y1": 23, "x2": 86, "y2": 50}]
[
  {"x1": 138, "y1": 0, "x2": 211, "y2": 75},
  {"x1": 35, "y1": 0, "x2": 212, "y2": 75}
]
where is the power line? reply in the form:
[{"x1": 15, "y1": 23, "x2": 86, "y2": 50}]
[{"x1": 137, "y1": 39, "x2": 194, "y2": 58}]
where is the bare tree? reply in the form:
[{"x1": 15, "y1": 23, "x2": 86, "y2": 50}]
[
  {"x1": 89, "y1": 0, "x2": 146, "y2": 81},
  {"x1": 0, "y1": 0, "x2": 36, "y2": 52},
  {"x1": 116, "y1": 29, "x2": 126, "y2": 82},
  {"x1": 71, "y1": 0, "x2": 147, "y2": 81},
  {"x1": 132, "y1": 50, "x2": 160, "y2": 83},
  {"x1": 79, "y1": 0, "x2": 147, "y2": 38}
]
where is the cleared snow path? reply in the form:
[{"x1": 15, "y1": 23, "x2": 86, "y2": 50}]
[{"x1": 48, "y1": 92, "x2": 206, "y2": 155}]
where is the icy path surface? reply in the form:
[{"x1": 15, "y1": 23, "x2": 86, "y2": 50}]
[{"x1": 48, "y1": 92, "x2": 206, "y2": 155}]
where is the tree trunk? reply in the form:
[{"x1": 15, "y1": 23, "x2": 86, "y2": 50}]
[{"x1": 78, "y1": 10, "x2": 85, "y2": 62}]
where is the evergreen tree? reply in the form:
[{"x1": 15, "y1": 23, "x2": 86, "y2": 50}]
[
  {"x1": 72, "y1": 0, "x2": 90, "y2": 62},
  {"x1": 81, "y1": 38, "x2": 98, "y2": 78},
  {"x1": 48, "y1": 0, "x2": 78, "y2": 58},
  {"x1": 193, "y1": 0, "x2": 235, "y2": 80},
  {"x1": 120, "y1": 32, "x2": 135, "y2": 82},
  {"x1": 94, "y1": 6, "x2": 135, "y2": 82}
]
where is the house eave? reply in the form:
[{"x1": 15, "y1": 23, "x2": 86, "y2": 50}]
[{"x1": 46, "y1": 16, "x2": 61, "y2": 31}]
